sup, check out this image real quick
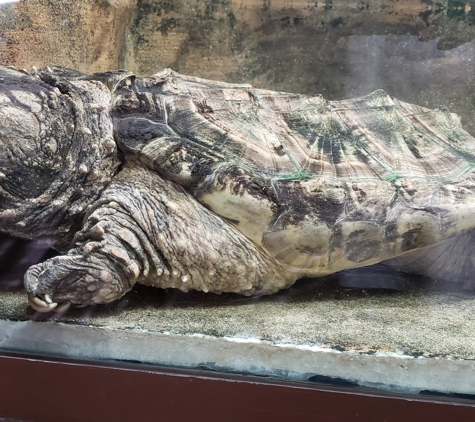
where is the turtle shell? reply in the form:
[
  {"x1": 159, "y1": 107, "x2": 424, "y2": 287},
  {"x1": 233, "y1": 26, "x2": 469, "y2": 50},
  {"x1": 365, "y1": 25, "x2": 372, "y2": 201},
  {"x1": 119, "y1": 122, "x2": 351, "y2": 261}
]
[
  {"x1": 111, "y1": 69, "x2": 475, "y2": 274},
  {"x1": 112, "y1": 68, "x2": 475, "y2": 184}
]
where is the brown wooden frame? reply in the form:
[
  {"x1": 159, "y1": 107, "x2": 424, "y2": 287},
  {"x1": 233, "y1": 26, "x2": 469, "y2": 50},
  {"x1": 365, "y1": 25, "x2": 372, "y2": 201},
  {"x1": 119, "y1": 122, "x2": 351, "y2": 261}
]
[{"x1": 0, "y1": 352, "x2": 474, "y2": 422}]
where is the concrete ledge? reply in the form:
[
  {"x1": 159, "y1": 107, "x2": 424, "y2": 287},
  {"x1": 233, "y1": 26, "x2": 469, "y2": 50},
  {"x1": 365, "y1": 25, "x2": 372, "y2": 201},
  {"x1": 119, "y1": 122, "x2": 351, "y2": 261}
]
[
  {"x1": 1, "y1": 273, "x2": 475, "y2": 396},
  {"x1": 1, "y1": 318, "x2": 475, "y2": 395}
]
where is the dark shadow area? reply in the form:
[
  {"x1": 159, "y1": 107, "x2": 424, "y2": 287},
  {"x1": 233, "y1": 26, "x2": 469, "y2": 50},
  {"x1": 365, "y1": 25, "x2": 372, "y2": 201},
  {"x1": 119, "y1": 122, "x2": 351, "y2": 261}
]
[
  {"x1": 0, "y1": 233, "x2": 57, "y2": 291},
  {"x1": 307, "y1": 374, "x2": 475, "y2": 403},
  {"x1": 308, "y1": 374, "x2": 360, "y2": 388},
  {"x1": 419, "y1": 390, "x2": 475, "y2": 402}
]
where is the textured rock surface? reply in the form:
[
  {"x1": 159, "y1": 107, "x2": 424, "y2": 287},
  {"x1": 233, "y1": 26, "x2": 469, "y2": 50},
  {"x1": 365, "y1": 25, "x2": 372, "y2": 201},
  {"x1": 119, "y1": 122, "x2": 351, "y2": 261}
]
[{"x1": 4, "y1": 276, "x2": 475, "y2": 359}]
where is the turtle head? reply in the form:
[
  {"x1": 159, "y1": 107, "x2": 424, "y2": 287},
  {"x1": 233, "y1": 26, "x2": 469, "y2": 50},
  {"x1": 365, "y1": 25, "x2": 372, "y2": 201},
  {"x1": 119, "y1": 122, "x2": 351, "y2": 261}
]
[{"x1": 0, "y1": 66, "x2": 121, "y2": 247}]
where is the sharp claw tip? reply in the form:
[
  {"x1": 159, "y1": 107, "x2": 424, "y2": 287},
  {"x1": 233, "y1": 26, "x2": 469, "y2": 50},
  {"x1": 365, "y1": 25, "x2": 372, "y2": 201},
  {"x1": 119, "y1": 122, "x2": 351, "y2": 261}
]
[
  {"x1": 28, "y1": 295, "x2": 58, "y2": 313},
  {"x1": 54, "y1": 302, "x2": 71, "y2": 313}
]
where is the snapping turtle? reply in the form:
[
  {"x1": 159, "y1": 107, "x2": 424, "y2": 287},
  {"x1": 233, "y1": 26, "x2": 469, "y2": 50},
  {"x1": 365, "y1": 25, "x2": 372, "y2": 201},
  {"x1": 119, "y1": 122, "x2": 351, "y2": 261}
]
[{"x1": 1, "y1": 65, "x2": 474, "y2": 312}]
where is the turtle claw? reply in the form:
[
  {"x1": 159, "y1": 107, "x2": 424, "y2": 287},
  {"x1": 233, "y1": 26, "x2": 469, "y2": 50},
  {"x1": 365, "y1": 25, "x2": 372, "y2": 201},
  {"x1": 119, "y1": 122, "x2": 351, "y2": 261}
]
[
  {"x1": 28, "y1": 294, "x2": 58, "y2": 313},
  {"x1": 54, "y1": 301, "x2": 71, "y2": 313},
  {"x1": 28, "y1": 294, "x2": 72, "y2": 313}
]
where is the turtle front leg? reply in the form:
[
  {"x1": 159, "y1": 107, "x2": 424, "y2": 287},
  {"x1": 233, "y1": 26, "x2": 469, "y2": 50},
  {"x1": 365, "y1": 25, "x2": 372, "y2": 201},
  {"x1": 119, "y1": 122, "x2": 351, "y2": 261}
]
[
  {"x1": 24, "y1": 196, "x2": 165, "y2": 312},
  {"x1": 24, "y1": 252, "x2": 129, "y2": 312},
  {"x1": 24, "y1": 235, "x2": 143, "y2": 312},
  {"x1": 24, "y1": 164, "x2": 298, "y2": 312}
]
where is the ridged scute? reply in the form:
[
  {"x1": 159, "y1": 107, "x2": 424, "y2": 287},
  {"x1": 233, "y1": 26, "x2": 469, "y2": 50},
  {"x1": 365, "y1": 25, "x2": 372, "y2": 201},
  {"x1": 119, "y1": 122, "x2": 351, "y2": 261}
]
[{"x1": 112, "y1": 69, "x2": 475, "y2": 184}]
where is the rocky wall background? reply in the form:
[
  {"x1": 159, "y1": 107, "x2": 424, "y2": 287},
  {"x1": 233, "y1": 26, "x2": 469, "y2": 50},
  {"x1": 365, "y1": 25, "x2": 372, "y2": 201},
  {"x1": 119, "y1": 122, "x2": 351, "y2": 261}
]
[{"x1": 1, "y1": 0, "x2": 475, "y2": 133}]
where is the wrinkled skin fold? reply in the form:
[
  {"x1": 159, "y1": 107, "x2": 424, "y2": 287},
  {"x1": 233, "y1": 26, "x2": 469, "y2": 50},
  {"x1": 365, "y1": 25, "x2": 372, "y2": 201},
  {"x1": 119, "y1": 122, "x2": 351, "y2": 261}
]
[
  {"x1": 0, "y1": 65, "x2": 475, "y2": 312},
  {"x1": 24, "y1": 165, "x2": 294, "y2": 309}
]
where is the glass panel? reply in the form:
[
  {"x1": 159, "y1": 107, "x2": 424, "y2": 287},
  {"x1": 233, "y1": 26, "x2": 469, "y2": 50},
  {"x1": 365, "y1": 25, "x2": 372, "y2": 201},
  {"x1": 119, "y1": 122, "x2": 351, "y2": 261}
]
[{"x1": 0, "y1": 0, "x2": 474, "y2": 400}]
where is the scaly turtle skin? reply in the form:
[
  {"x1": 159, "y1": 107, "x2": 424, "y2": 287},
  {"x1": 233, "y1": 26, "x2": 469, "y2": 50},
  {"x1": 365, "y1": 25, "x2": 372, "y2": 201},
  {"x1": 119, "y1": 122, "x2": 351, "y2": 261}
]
[{"x1": 0, "y1": 66, "x2": 474, "y2": 312}]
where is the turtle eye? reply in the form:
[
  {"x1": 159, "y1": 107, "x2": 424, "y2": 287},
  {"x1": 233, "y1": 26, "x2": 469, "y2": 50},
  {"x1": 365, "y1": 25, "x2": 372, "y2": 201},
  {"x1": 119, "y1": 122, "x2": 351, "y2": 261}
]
[
  {"x1": 41, "y1": 137, "x2": 58, "y2": 155},
  {"x1": 0, "y1": 188, "x2": 14, "y2": 211},
  {"x1": 0, "y1": 103, "x2": 40, "y2": 155}
]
